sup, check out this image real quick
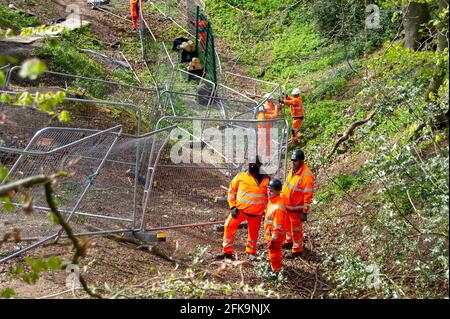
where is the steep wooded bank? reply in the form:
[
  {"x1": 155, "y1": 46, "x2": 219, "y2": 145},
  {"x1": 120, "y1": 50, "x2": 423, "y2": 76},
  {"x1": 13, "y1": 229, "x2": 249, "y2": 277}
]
[{"x1": 205, "y1": 0, "x2": 449, "y2": 298}]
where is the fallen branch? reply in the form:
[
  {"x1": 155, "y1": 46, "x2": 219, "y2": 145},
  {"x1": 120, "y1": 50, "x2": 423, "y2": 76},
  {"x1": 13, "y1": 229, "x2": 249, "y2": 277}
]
[
  {"x1": 310, "y1": 265, "x2": 319, "y2": 299},
  {"x1": 137, "y1": 244, "x2": 185, "y2": 267},
  {"x1": 327, "y1": 107, "x2": 379, "y2": 159}
]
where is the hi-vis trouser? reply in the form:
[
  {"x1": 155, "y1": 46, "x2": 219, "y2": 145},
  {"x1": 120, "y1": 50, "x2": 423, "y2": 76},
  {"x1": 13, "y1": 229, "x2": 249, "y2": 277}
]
[
  {"x1": 264, "y1": 198, "x2": 287, "y2": 272},
  {"x1": 130, "y1": 1, "x2": 139, "y2": 29},
  {"x1": 291, "y1": 117, "x2": 303, "y2": 143},
  {"x1": 258, "y1": 122, "x2": 273, "y2": 158},
  {"x1": 223, "y1": 212, "x2": 262, "y2": 255},
  {"x1": 284, "y1": 211, "x2": 303, "y2": 253},
  {"x1": 268, "y1": 241, "x2": 284, "y2": 272}
]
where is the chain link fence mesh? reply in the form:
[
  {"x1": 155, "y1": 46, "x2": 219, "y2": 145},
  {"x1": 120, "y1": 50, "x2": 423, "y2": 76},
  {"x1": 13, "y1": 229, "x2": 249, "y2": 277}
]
[
  {"x1": 0, "y1": 125, "x2": 123, "y2": 262},
  {"x1": 0, "y1": 0, "x2": 289, "y2": 264},
  {"x1": 142, "y1": 117, "x2": 288, "y2": 230}
]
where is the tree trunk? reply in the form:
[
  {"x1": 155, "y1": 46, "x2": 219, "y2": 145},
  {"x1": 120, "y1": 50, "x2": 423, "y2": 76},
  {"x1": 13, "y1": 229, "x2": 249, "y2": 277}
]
[
  {"x1": 403, "y1": 1, "x2": 430, "y2": 50},
  {"x1": 425, "y1": 0, "x2": 449, "y2": 128},
  {"x1": 426, "y1": 0, "x2": 449, "y2": 101},
  {"x1": 437, "y1": 0, "x2": 449, "y2": 52}
]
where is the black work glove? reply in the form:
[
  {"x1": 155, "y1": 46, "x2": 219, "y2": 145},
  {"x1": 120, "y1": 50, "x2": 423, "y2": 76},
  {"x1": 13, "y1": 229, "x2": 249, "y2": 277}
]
[
  {"x1": 301, "y1": 213, "x2": 307, "y2": 222},
  {"x1": 231, "y1": 207, "x2": 239, "y2": 218}
]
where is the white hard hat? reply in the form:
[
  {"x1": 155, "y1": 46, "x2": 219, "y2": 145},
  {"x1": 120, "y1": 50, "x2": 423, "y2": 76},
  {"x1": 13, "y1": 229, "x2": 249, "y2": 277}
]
[
  {"x1": 263, "y1": 93, "x2": 273, "y2": 100},
  {"x1": 258, "y1": 106, "x2": 265, "y2": 112},
  {"x1": 291, "y1": 88, "x2": 301, "y2": 95}
]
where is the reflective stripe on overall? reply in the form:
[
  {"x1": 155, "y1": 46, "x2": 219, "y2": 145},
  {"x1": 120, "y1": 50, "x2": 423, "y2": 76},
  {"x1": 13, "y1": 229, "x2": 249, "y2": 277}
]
[
  {"x1": 281, "y1": 163, "x2": 315, "y2": 252},
  {"x1": 264, "y1": 195, "x2": 287, "y2": 272}
]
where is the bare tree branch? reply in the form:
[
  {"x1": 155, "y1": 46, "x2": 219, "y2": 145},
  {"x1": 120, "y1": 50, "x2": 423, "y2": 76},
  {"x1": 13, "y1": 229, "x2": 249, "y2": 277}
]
[
  {"x1": 327, "y1": 107, "x2": 379, "y2": 159},
  {"x1": 0, "y1": 174, "x2": 102, "y2": 298}
]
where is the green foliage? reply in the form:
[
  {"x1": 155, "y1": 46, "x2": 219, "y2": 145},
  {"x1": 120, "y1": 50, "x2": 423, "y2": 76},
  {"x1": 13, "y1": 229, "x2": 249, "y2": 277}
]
[
  {"x1": 316, "y1": 172, "x2": 367, "y2": 205},
  {"x1": 0, "y1": 288, "x2": 17, "y2": 299},
  {"x1": 0, "y1": 195, "x2": 15, "y2": 213},
  {"x1": 34, "y1": 41, "x2": 111, "y2": 98},
  {"x1": 253, "y1": 252, "x2": 286, "y2": 285},
  {"x1": 4, "y1": 28, "x2": 13, "y2": 38},
  {"x1": 0, "y1": 70, "x2": 5, "y2": 87},
  {"x1": 189, "y1": 245, "x2": 209, "y2": 265},
  {"x1": 312, "y1": 0, "x2": 402, "y2": 50},
  {"x1": 0, "y1": 55, "x2": 17, "y2": 67},
  {"x1": 35, "y1": 39, "x2": 106, "y2": 79},
  {"x1": 0, "y1": 5, "x2": 38, "y2": 30},
  {"x1": 1, "y1": 58, "x2": 70, "y2": 120},
  {"x1": 0, "y1": 165, "x2": 8, "y2": 182},
  {"x1": 300, "y1": 99, "x2": 365, "y2": 161},
  {"x1": 34, "y1": 26, "x2": 139, "y2": 98},
  {"x1": 58, "y1": 110, "x2": 70, "y2": 123},
  {"x1": 12, "y1": 257, "x2": 63, "y2": 285},
  {"x1": 205, "y1": 0, "x2": 327, "y2": 81},
  {"x1": 0, "y1": 0, "x2": 446, "y2": 299},
  {"x1": 60, "y1": 24, "x2": 105, "y2": 51},
  {"x1": 20, "y1": 25, "x2": 62, "y2": 37},
  {"x1": 367, "y1": 43, "x2": 435, "y2": 85},
  {"x1": 1, "y1": 92, "x2": 11, "y2": 104},
  {"x1": 1, "y1": 155, "x2": 11, "y2": 215},
  {"x1": 19, "y1": 58, "x2": 47, "y2": 80},
  {"x1": 210, "y1": 0, "x2": 447, "y2": 298},
  {"x1": 4, "y1": 90, "x2": 67, "y2": 119},
  {"x1": 308, "y1": 66, "x2": 359, "y2": 102}
]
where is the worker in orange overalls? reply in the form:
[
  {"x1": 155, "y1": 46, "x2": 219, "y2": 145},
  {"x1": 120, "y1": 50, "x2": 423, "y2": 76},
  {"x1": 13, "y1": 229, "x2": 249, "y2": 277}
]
[
  {"x1": 198, "y1": 19, "x2": 207, "y2": 48},
  {"x1": 281, "y1": 88, "x2": 304, "y2": 144},
  {"x1": 281, "y1": 149, "x2": 314, "y2": 259},
  {"x1": 130, "y1": 0, "x2": 140, "y2": 31},
  {"x1": 263, "y1": 93, "x2": 276, "y2": 113},
  {"x1": 257, "y1": 93, "x2": 280, "y2": 158},
  {"x1": 264, "y1": 178, "x2": 287, "y2": 278},
  {"x1": 216, "y1": 155, "x2": 270, "y2": 261},
  {"x1": 191, "y1": 19, "x2": 207, "y2": 51}
]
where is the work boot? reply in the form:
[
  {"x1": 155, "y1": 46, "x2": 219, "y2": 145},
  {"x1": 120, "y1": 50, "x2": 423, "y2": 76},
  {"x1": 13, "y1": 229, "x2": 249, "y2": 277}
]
[
  {"x1": 247, "y1": 254, "x2": 256, "y2": 262},
  {"x1": 215, "y1": 252, "x2": 235, "y2": 260},
  {"x1": 282, "y1": 242, "x2": 293, "y2": 249},
  {"x1": 284, "y1": 251, "x2": 303, "y2": 259}
]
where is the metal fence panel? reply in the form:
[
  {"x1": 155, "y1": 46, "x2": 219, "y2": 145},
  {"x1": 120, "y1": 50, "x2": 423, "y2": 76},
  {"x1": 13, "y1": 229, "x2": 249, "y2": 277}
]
[
  {"x1": 4, "y1": 68, "x2": 158, "y2": 130},
  {"x1": 141, "y1": 117, "x2": 288, "y2": 231},
  {"x1": 0, "y1": 125, "x2": 123, "y2": 263}
]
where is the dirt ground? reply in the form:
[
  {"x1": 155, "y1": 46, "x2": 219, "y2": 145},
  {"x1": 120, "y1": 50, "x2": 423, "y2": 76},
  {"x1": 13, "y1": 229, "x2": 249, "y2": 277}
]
[
  {"x1": 1, "y1": 0, "x2": 332, "y2": 299},
  {"x1": 0, "y1": 224, "x2": 329, "y2": 299}
]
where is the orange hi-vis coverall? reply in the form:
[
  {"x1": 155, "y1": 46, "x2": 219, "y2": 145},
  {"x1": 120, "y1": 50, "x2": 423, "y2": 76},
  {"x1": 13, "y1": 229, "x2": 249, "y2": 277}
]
[
  {"x1": 284, "y1": 96, "x2": 304, "y2": 143},
  {"x1": 257, "y1": 107, "x2": 279, "y2": 158},
  {"x1": 265, "y1": 100, "x2": 276, "y2": 113},
  {"x1": 192, "y1": 20, "x2": 207, "y2": 51},
  {"x1": 130, "y1": 0, "x2": 140, "y2": 29},
  {"x1": 281, "y1": 162, "x2": 314, "y2": 253},
  {"x1": 264, "y1": 194, "x2": 287, "y2": 272},
  {"x1": 224, "y1": 172, "x2": 270, "y2": 255}
]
